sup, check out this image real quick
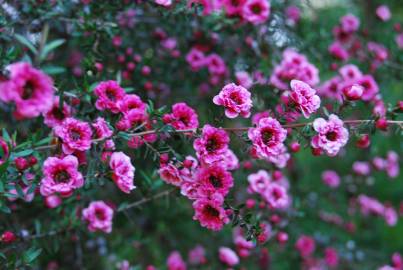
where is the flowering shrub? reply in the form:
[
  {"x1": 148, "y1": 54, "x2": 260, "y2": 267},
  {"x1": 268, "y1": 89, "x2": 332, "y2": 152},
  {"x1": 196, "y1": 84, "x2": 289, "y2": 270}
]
[{"x1": 0, "y1": 0, "x2": 402, "y2": 269}]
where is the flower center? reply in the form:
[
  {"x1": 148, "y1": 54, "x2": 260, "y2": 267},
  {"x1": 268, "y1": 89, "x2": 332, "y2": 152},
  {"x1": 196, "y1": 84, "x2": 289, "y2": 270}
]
[
  {"x1": 261, "y1": 129, "x2": 273, "y2": 144},
  {"x1": 206, "y1": 138, "x2": 218, "y2": 152},
  {"x1": 22, "y1": 80, "x2": 35, "y2": 100},
  {"x1": 209, "y1": 175, "x2": 222, "y2": 188},
  {"x1": 326, "y1": 131, "x2": 338, "y2": 141},
  {"x1": 251, "y1": 3, "x2": 262, "y2": 14},
  {"x1": 70, "y1": 129, "x2": 82, "y2": 141},
  {"x1": 95, "y1": 208, "x2": 106, "y2": 221},
  {"x1": 272, "y1": 188, "x2": 282, "y2": 200},
  {"x1": 105, "y1": 88, "x2": 117, "y2": 101},
  {"x1": 51, "y1": 107, "x2": 65, "y2": 120},
  {"x1": 229, "y1": 92, "x2": 242, "y2": 105},
  {"x1": 203, "y1": 205, "x2": 219, "y2": 218},
  {"x1": 54, "y1": 170, "x2": 70, "y2": 183}
]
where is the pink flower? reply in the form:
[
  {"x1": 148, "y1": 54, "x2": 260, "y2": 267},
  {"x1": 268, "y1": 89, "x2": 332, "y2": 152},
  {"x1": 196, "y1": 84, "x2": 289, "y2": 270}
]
[
  {"x1": 0, "y1": 62, "x2": 54, "y2": 119},
  {"x1": 167, "y1": 251, "x2": 187, "y2": 270},
  {"x1": 193, "y1": 125, "x2": 229, "y2": 164},
  {"x1": 186, "y1": 48, "x2": 206, "y2": 71},
  {"x1": 43, "y1": 97, "x2": 73, "y2": 128},
  {"x1": 248, "y1": 170, "x2": 271, "y2": 194},
  {"x1": 117, "y1": 94, "x2": 146, "y2": 115},
  {"x1": 213, "y1": 83, "x2": 253, "y2": 118},
  {"x1": 196, "y1": 164, "x2": 233, "y2": 197},
  {"x1": 353, "y1": 161, "x2": 371, "y2": 176},
  {"x1": 321, "y1": 170, "x2": 340, "y2": 188},
  {"x1": 262, "y1": 183, "x2": 288, "y2": 209},
  {"x1": 343, "y1": 84, "x2": 363, "y2": 101},
  {"x1": 384, "y1": 207, "x2": 398, "y2": 226},
  {"x1": 109, "y1": 152, "x2": 136, "y2": 193},
  {"x1": 163, "y1": 102, "x2": 199, "y2": 130},
  {"x1": 156, "y1": 0, "x2": 172, "y2": 7},
  {"x1": 376, "y1": 5, "x2": 391, "y2": 21},
  {"x1": 396, "y1": 33, "x2": 403, "y2": 49},
  {"x1": 159, "y1": 163, "x2": 183, "y2": 187},
  {"x1": 325, "y1": 247, "x2": 339, "y2": 267},
  {"x1": 218, "y1": 247, "x2": 239, "y2": 267},
  {"x1": 222, "y1": 0, "x2": 246, "y2": 16},
  {"x1": 206, "y1": 54, "x2": 227, "y2": 75},
  {"x1": 289, "y1": 80, "x2": 320, "y2": 118},
  {"x1": 92, "y1": 117, "x2": 113, "y2": 139},
  {"x1": 285, "y1": 5, "x2": 300, "y2": 25},
  {"x1": 357, "y1": 194, "x2": 384, "y2": 216},
  {"x1": 54, "y1": 118, "x2": 93, "y2": 154},
  {"x1": 385, "y1": 151, "x2": 399, "y2": 178},
  {"x1": 248, "y1": 117, "x2": 287, "y2": 160},
  {"x1": 82, "y1": 201, "x2": 114, "y2": 233},
  {"x1": 94, "y1": 80, "x2": 126, "y2": 113},
  {"x1": 295, "y1": 235, "x2": 315, "y2": 257},
  {"x1": 242, "y1": 0, "x2": 270, "y2": 25},
  {"x1": 328, "y1": 42, "x2": 349, "y2": 61},
  {"x1": 340, "y1": 14, "x2": 360, "y2": 33},
  {"x1": 311, "y1": 114, "x2": 349, "y2": 157},
  {"x1": 44, "y1": 195, "x2": 62, "y2": 208},
  {"x1": 235, "y1": 71, "x2": 253, "y2": 89},
  {"x1": 188, "y1": 245, "x2": 206, "y2": 265},
  {"x1": 192, "y1": 194, "x2": 229, "y2": 231},
  {"x1": 0, "y1": 137, "x2": 10, "y2": 165},
  {"x1": 219, "y1": 149, "x2": 239, "y2": 171},
  {"x1": 40, "y1": 155, "x2": 84, "y2": 197}
]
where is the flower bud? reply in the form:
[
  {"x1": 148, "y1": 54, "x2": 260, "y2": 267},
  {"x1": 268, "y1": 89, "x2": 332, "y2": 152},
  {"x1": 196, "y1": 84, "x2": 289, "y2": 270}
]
[
  {"x1": 1, "y1": 231, "x2": 17, "y2": 243},
  {"x1": 356, "y1": 134, "x2": 370, "y2": 148},
  {"x1": 343, "y1": 84, "x2": 363, "y2": 101}
]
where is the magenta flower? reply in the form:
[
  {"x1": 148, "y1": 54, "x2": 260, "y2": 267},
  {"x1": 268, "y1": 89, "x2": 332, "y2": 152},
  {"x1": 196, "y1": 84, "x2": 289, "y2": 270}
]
[
  {"x1": 109, "y1": 152, "x2": 136, "y2": 193},
  {"x1": 186, "y1": 48, "x2": 207, "y2": 71},
  {"x1": 340, "y1": 14, "x2": 360, "y2": 33},
  {"x1": 117, "y1": 93, "x2": 146, "y2": 115},
  {"x1": 242, "y1": 0, "x2": 270, "y2": 25},
  {"x1": 196, "y1": 164, "x2": 233, "y2": 197},
  {"x1": 94, "y1": 80, "x2": 126, "y2": 113},
  {"x1": 218, "y1": 247, "x2": 239, "y2": 267},
  {"x1": 289, "y1": 80, "x2": 320, "y2": 118},
  {"x1": 311, "y1": 114, "x2": 349, "y2": 157},
  {"x1": 193, "y1": 125, "x2": 230, "y2": 164},
  {"x1": 82, "y1": 201, "x2": 114, "y2": 233},
  {"x1": 222, "y1": 0, "x2": 246, "y2": 16},
  {"x1": 162, "y1": 102, "x2": 199, "y2": 130},
  {"x1": 54, "y1": 117, "x2": 93, "y2": 154},
  {"x1": 248, "y1": 117, "x2": 287, "y2": 160},
  {"x1": 262, "y1": 183, "x2": 288, "y2": 209},
  {"x1": 192, "y1": 194, "x2": 229, "y2": 231},
  {"x1": 295, "y1": 235, "x2": 316, "y2": 257},
  {"x1": 206, "y1": 54, "x2": 227, "y2": 75},
  {"x1": 376, "y1": 5, "x2": 391, "y2": 22},
  {"x1": 0, "y1": 62, "x2": 54, "y2": 119},
  {"x1": 213, "y1": 83, "x2": 253, "y2": 118},
  {"x1": 0, "y1": 137, "x2": 10, "y2": 166},
  {"x1": 356, "y1": 75, "x2": 379, "y2": 102},
  {"x1": 188, "y1": 245, "x2": 206, "y2": 265},
  {"x1": 43, "y1": 97, "x2": 73, "y2": 128},
  {"x1": 159, "y1": 163, "x2": 183, "y2": 187},
  {"x1": 40, "y1": 155, "x2": 84, "y2": 197}
]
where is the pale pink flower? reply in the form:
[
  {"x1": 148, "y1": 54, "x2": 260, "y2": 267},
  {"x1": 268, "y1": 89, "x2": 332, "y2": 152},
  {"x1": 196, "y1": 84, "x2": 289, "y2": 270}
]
[
  {"x1": 0, "y1": 62, "x2": 54, "y2": 119},
  {"x1": 311, "y1": 114, "x2": 349, "y2": 157},
  {"x1": 353, "y1": 161, "x2": 371, "y2": 176},
  {"x1": 340, "y1": 14, "x2": 360, "y2": 33},
  {"x1": 206, "y1": 54, "x2": 227, "y2": 75},
  {"x1": 385, "y1": 151, "x2": 399, "y2": 178},
  {"x1": 156, "y1": 0, "x2": 172, "y2": 7},
  {"x1": 167, "y1": 251, "x2": 187, "y2": 270},
  {"x1": 92, "y1": 117, "x2": 113, "y2": 139},
  {"x1": 213, "y1": 83, "x2": 252, "y2": 118},
  {"x1": 376, "y1": 5, "x2": 391, "y2": 21},
  {"x1": 186, "y1": 48, "x2": 206, "y2": 71},
  {"x1": 247, "y1": 170, "x2": 271, "y2": 194},
  {"x1": 248, "y1": 117, "x2": 287, "y2": 160},
  {"x1": 109, "y1": 152, "x2": 136, "y2": 193},
  {"x1": 159, "y1": 163, "x2": 183, "y2": 187},
  {"x1": 235, "y1": 71, "x2": 253, "y2": 89},
  {"x1": 285, "y1": 5, "x2": 300, "y2": 25},
  {"x1": 188, "y1": 245, "x2": 206, "y2": 265},
  {"x1": 54, "y1": 118, "x2": 93, "y2": 154},
  {"x1": 289, "y1": 80, "x2": 321, "y2": 118},
  {"x1": 40, "y1": 155, "x2": 84, "y2": 197},
  {"x1": 262, "y1": 183, "x2": 288, "y2": 209},
  {"x1": 218, "y1": 247, "x2": 239, "y2": 266},
  {"x1": 82, "y1": 201, "x2": 114, "y2": 233},
  {"x1": 384, "y1": 207, "x2": 398, "y2": 226}
]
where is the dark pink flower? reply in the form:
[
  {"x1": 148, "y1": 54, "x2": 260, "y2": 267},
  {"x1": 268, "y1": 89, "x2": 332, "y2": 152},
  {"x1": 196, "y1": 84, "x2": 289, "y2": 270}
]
[
  {"x1": 117, "y1": 94, "x2": 146, "y2": 114},
  {"x1": 54, "y1": 118, "x2": 93, "y2": 154},
  {"x1": 43, "y1": 97, "x2": 73, "y2": 128},
  {"x1": 340, "y1": 14, "x2": 360, "y2": 33},
  {"x1": 192, "y1": 194, "x2": 229, "y2": 231},
  {"x1": 321, "y1": 170, "x2": 340, "y2": 188},
  {"x1": 193, "y1": 125, "x2": 229, "y2": 164},
  {"x1": 167, "y1": 251, "x2": 186, "y2": 270},
  {"x1": 186, "y1": 48, "x2": 206, "y2": 71},
  {"x1": 206, "y1": 54, "x2": 227, "y2": 75},
  {"x1": 92, "y1": 117, "x2": 113, "y2": 139},
  {"x1": 0, "y1": 137, "x2": 10, "y2": 166},
  {"x1": 0, "y1": 62, "x2": 54, "y2": 119},
  {"x1": 94, "y1": 80, "x2": 126, "y2": 113},
  {"x1": 218, "y1": 247, "x2": 239, "y2": 266},
  {"x1": 325, "y1": 247, "x2": 339, "y2": 267},
  {"x1": 295, "y1": 235, "x2": 315, "y2": 257},
  {"x1": 82, "y1": 201, "x2": 114, "y2": 233},
  {"x1": 40, "y1": 155, "x2": 84, "y2": 197},
  {"x1": 311, "y1": 114, "x2": 349, "y2": 157},
  {"x1": 163, "y1": 102, "x2": 199, "y2": 130},
  {"x1": 223, "y1": 0, "x2": 246, "y2": 16},
  {"x1": 213, "y1": 83, "x2": 253, "y2": 118},
  {"x1": 196, "y1": 164, "x2": 233, "y2": 197}
]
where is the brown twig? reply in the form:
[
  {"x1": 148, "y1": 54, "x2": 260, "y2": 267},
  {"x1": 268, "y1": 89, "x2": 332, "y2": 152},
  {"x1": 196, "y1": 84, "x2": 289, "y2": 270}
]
[{"x1": 117, "y1": 188, "x2": 176, "y2": 212}]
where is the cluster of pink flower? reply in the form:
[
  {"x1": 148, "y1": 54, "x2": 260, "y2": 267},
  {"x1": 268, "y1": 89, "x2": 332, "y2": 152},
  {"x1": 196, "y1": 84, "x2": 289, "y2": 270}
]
[
  {"x1": 158, "y1": 124, "x2": 239, "y2": 230},
  {"x1": 247, "y1": 170, "x2": 289, "y2": 209},
  {"x1": 213, "y1": 83, "x2": 253, "y2": 118},
  {"x1": 320, "y1": 64, "x2": 380, "y2": 104},
  {"x1": 357, "y1": 194, "x2": 398, "y2": 226},
  {"x1": 379, "y1": 252, "x2": 403, "y2": 270},
  {"x1": 295, "y1": 235, "x2": 339, "y2": 269},
  {"x1": 185, "y1": 0, "x2": 271, "y2": 25},
  {"x1": 270, "y1": 49, "x2": 320, "y2": 91}
]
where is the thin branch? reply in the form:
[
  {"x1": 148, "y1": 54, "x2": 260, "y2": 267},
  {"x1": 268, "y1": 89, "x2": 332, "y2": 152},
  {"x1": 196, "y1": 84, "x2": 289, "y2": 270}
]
[{"x1": 117, "y1": 188, "x2": 176, "y2": 212}]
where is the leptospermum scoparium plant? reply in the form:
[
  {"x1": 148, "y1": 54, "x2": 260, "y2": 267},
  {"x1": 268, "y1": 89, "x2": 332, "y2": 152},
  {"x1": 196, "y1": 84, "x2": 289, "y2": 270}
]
[{"x1": 0, "y1": 0, "x2": 402, "y2": 269}]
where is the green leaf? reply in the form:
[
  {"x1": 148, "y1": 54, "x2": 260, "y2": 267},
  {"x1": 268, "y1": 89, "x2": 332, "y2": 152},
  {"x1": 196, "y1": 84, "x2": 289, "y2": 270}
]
[
  {"x1": 14, "y1": 34, "x2": 38, "y2": 55},
  {"x1": 40, "y1": 39, "x2": 65, "y2": 61},
  {"x1": 42, "y1": 65, "x2": 66, "y2": 75},
  {"x1": 2, "y1": 129, "x2": 12, "y2": 144},
  {"x1": 12, "y1": 149, "x2": 33, "y2": 158},
  {"x1": 23, "y1": 248, "x2": 42, "y2": 264}
]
